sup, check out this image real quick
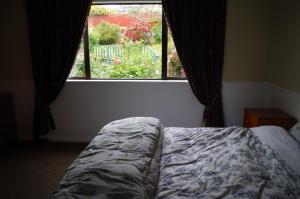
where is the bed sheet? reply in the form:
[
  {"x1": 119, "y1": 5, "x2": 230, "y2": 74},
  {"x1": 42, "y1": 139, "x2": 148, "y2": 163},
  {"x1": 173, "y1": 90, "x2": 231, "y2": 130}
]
[{"x1": 251, "y1": 125, "x2": 300, "y2": 175}]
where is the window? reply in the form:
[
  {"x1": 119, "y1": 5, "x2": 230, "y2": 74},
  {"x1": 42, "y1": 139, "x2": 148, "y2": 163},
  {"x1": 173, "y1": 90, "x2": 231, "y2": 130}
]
[{"x1": 69, "y1": 2, "x2": 185, "y2": 80}]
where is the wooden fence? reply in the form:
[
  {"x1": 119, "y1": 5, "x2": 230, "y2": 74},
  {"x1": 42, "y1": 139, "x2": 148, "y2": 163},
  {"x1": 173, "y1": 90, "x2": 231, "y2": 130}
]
[{"x1": 93, "y1": 44, "x2": 159, "y2": 64}]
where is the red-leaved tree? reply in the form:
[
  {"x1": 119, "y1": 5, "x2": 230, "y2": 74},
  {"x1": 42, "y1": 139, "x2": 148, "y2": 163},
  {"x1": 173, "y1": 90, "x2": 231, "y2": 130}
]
[{"x1": 124, "y1": 21, "x2": 153, "y2": 43}]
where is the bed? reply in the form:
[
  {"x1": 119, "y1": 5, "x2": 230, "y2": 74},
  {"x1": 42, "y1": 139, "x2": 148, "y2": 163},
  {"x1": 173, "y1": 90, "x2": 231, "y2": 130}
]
[{"x1": 50, "y1": 117, "x2": 300, "y2": 199}]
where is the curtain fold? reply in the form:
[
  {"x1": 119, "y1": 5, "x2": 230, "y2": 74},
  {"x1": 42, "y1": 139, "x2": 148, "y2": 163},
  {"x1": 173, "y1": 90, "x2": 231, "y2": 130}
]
[
  {"x1": 162, "y1": 0, "x2": 227, "y2": 127},
  {"x1": 26, "y1": 0, "x2": 92, "y2": 139}
]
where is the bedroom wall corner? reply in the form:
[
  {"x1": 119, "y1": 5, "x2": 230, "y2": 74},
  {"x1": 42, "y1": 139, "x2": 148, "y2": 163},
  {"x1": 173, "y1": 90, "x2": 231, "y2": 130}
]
[
  {"x1": 0, "y1": 0, "x2": 34, "y2": 141},
  {"x1": 265, "y1": 0, "x2": 300, "y2": 95},
  {"x1": 222, "y1": 81, "x2": 270, "y2": 127},
  {"x1": 262, "y1": 0, "x2": 300, "y2": 121},
  {"x1": 267, "y1": 84, "x2": 300, "y2": 122}
]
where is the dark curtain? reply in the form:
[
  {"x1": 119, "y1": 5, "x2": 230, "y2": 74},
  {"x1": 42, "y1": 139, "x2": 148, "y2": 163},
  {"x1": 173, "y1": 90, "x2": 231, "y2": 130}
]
[
  {"x1": 162, "y1": 0, "x2": 227, "y2": 127},
  {"x1": 26, "y1": 0, "x2": 92, "y2": 139}
]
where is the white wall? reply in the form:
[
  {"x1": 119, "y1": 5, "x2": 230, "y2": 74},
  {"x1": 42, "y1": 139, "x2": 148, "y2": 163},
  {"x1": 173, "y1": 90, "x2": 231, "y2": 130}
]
[
  {"x1": 48, "y1": 81, "x2": 270, "y2": 142},
  {"x1": 223, "y1": 82, "x2": 270, "y2": 126},
  {"x1": 3, "y1": 79, "x2": 295, "y2": 142},
  {"x1": 50, "y1": 80, "x2": 203, "y2": 142},
  {"x1": 267, "y1": 83, "x2": 300, "y2": 121}
]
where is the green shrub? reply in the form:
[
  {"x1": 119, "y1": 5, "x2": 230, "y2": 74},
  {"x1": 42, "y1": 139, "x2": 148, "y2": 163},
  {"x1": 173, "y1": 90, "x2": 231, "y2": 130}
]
[
  {"x1": 70, "y1": 43, "x2": 85, "y2": 77},
  {"x1": 151, "y1": 20, "x2": 162, "y2": 44},
  {"x1": 89, "y1": 23, "x2": 121, "y2": 46},
  {"x1": 89, "y1": 6, "x2": 113, "y2": 16},
  {"x1": 90, "y1": 45, "x2": 161, "y2": 79},
  {"x1": 168, "y1": 46, "x2": 182, "y2": 77}
]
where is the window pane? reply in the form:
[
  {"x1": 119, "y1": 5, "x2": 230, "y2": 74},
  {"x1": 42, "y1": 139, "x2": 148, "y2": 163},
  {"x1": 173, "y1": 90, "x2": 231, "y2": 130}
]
[
  {"x1": 88, "y1": 5, "x2": 162, "y2": 79},
  {"x1": 69, "y1": 41, "x2": 85, "y2": 78},
  {"x1": 167, "y1": 29, "x2": 185, "y2": 78}
]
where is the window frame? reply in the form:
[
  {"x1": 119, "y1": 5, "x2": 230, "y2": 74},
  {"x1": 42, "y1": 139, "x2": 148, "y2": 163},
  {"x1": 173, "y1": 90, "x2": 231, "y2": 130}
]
[{"x1": 70, "y1": 2, "x2": 185, "y2": 80}]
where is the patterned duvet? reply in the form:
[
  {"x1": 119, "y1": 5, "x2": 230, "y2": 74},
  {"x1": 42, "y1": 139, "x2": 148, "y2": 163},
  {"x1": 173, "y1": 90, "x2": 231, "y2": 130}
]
[
  {"x1": 51, "y1": 117, "x2": 300, "y2": 199},
  {"x1": 156, "y1": 127, "x2": 300, "y2": 199},
  {"x1": 50, "y1": 117, "x2": 163, "y2": 199}
]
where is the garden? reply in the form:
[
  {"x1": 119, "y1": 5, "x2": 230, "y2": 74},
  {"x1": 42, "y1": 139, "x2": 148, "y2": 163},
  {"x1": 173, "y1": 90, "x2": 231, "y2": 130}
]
[{"x1": 70, "y1": 5, "x2": 183, "y2": 79}]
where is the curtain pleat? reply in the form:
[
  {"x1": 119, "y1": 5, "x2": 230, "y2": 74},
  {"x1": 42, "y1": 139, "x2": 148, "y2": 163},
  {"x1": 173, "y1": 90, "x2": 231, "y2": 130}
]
[
  {"x1": 162, "y1": 0, "x2": 227, "y2": 127},
  {"x1": 26, "y1": 0, "x2": 92, "y2": 139}
]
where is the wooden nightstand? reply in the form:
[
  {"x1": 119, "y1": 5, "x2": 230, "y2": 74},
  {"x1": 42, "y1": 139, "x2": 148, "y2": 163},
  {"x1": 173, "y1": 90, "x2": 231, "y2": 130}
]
[{"x1": 244, "y1": 108, "x2": 297, "y2": 130}]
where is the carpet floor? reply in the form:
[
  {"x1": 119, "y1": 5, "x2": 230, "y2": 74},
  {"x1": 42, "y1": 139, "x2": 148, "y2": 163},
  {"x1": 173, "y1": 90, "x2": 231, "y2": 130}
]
[{"x1": 0, "y1": 142, "x2": 87, "y2": 199}]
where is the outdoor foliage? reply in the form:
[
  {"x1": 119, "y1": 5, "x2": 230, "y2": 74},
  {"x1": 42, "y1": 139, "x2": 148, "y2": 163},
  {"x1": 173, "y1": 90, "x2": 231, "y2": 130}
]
[
  {"x1": 89, "y1": 23, "x2": 121, "y2": 45},
  {"x1": 167, "y1": 32, "x2": 183, "y2": 77},
  {"x1": 124, "y1": 21, "x2": 152, "y2": 44},
  {"x1": 69, "y1": 43, "x2": 85, "y2": 77},
  {"x1": 89, "y1": 6, "x2": 113, "y2": 16},
  {"x1": 90, "y1": 45, "x2": 161, "y2": 78},
  {"x1": 70, "y1": 5, "x2": 183, "y2": 79},
  {"x1": 168, "y1": 47, "x2": 182, "y2": 77},
  {"x1": 151, "y1": 20, "x2": 162, "y2": 44}
]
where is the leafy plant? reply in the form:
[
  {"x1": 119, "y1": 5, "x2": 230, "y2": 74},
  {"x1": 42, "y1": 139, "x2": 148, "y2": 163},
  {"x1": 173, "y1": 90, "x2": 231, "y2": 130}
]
[
  {"x1": 90, "y1": 45, "x2": 161, "y2": 79},
  {"x1": 168, "y1": 46, "x2": 182, "y2": 77},
  {"x1": 70, "y1": 43, "x2": 85, "y2": 77},
  {"x1": 124, "y1": 21, "x2": 152, "y2": 44},
  {"x1": 165, "y1": 31, "x2": 184, "y2": 77},
  {"x1": 151, "y1": 20, "x2": 162, "y2": 44},
  {"x1": 89, "y1": 6, "x2": 113, "y2": 16},
  {"x1": 89, "y1": 23, "x2": 121, "y2": 46}
]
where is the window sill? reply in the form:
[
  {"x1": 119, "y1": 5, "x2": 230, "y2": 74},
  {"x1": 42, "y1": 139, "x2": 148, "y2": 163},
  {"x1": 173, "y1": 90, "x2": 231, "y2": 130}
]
[{"x1": 67, "y1": 79, "x2": 188, "y2": 83}]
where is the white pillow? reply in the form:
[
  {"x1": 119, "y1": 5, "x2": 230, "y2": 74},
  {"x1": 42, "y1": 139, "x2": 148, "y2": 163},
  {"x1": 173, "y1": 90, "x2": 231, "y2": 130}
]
[
  {"x1": 251, "y1": 126, "x2": 300, "y2": 176},
  {"x1": 289, "y1": 122, "x2": 300, "y2": 143}
]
